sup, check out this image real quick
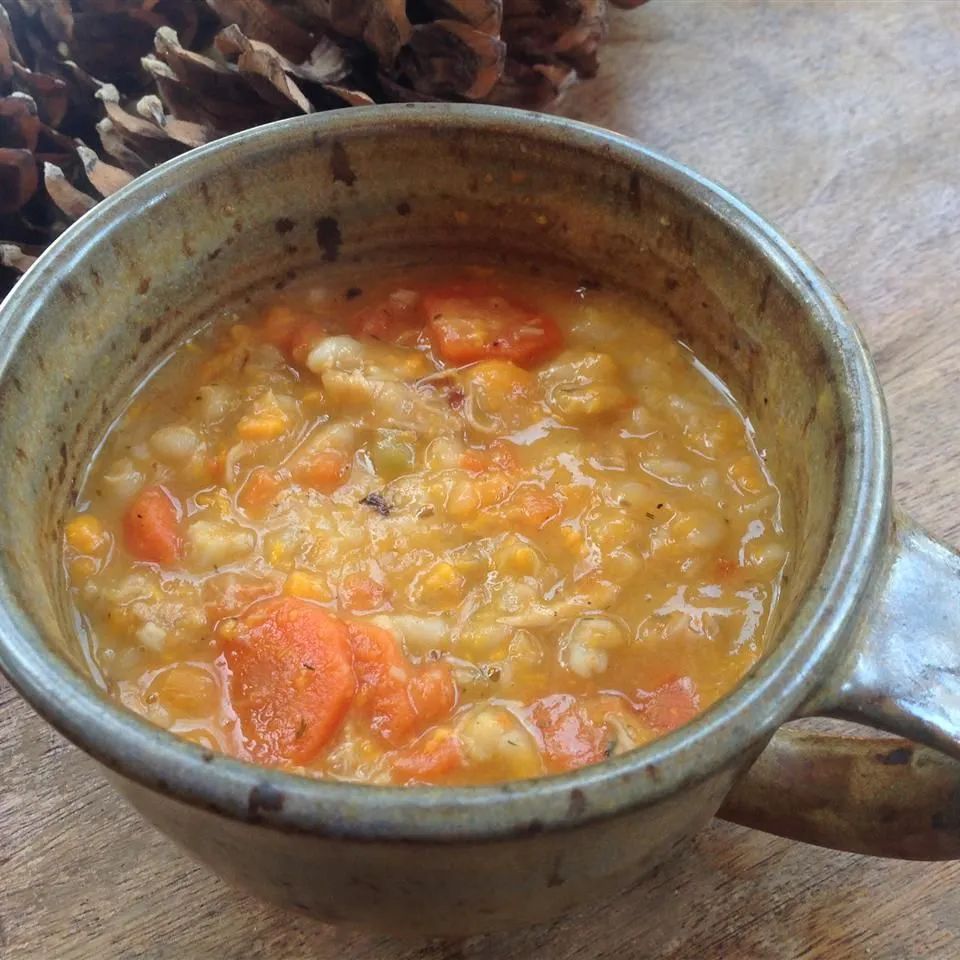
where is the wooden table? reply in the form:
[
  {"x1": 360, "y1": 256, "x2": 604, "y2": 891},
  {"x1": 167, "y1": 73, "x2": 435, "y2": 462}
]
[{"x1": 3, "y1": 2, "x2": 959, "y2": 956}]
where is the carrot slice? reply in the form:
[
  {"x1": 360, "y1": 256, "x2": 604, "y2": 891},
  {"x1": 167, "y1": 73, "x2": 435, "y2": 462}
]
[
  {"x1": 641, "y1": 677, "x2": 700, "y2": 733},
  {"x1": 348, "y1": 622, "x2": 456, "y2": 745},
  {"x1": 409, "y1": 665, "x2": 457, "y2": 726},
  {"x1": 460, "y1": 439, "x2": 520, "y2": 475},
  {"x1": 339, "y1": 572, "x2": 386, "y2": 613},
  {"x1": 714, "y1": 557, "x2": 739, "y2": 581},
  {"x1": 226, "y1": 598, "x2": 355, "y2": 765},
  {"x1": 293, "y1": 450, "x2": 350, "y2": 493},
  {"x1": 529, "y1": 693, "x2": 606, "y2": 772},
  {"x1": 489, "y1": 439, "x2": 520, "y2": 472},
  {"x1": 390, "y1": 732, "x2": 464, "y2": 784},
  {"x1": 122, "y1": 484, "x2": 181, "y2": 565},
  {"x1": 289, "y1": 320, "x2": 328, "y2": 366},
  {"x1": 348, "y1": 622, "x2": 416, "y2": 744},
  {"x1": 459, "y1": 450, "x2": 488, "y2": 474},
  {"x1": 349, "y1": 295, "x2": 422, "y2": 344},
  {"x1": 349, "y1": 623, "x2": 416, "y2": 743},
  {"x1": 260, "y1": 305, "x2": 300, "y2": 355},
  {"x1": 259, "y1": 307, "x2": 328, "y2": 366},
  {"x1": 423, "y1": 284, "x2": 562, "y2": 367},
  {"x1": 203, "y1": 573, "x2": 279, "y2": 624},
  {"x1": 507, "y1": 487, "x2": 560, "y2": 529},
  {"x1": 238, "y1": 466, "x2": 282, "y2": 515},
  {"x1": 206, "y1": 451, "x2": 226, "y2": 484}
]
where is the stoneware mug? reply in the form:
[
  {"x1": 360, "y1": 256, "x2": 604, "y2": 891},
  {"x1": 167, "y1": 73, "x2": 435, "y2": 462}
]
[{"x1": 1, "y1": 105, "x2": 958, "y2": 936}]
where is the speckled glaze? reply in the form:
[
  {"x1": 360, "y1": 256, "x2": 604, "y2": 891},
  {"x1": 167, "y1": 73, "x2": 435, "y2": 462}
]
[{"x1": 0, "y1": 106, "x2": 958, "y2": 935}]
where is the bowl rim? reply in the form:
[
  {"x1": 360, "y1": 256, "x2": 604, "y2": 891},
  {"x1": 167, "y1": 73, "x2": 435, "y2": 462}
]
[{"x1": 0, "y1": 103, "x2": 890, "y2": 840}]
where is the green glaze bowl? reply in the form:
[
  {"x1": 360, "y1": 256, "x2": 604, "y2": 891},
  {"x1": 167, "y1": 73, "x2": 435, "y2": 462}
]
[{"x1": 1, "y1": 105, "x2": 959, "y2": 935}]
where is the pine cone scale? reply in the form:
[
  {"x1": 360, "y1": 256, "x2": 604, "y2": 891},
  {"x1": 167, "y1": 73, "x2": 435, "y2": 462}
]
[
  {"x1": 0, "y1": 94, "x2": 40, "y2": 150},
  {"x1": 0, "y1": 0, "x2": 647, "y2": 298},
  {"x1": 76, "y1": 142, "x2": 133, "y2": 195},
  {"x1": 0, "y1": 146, "x2": 38, "y2": 213},
  {"x1": 207, "y1": 0, "x2": 315, "y2": 62}
]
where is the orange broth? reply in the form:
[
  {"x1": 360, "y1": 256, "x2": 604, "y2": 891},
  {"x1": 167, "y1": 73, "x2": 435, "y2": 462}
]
[{"x1": 63, "y1": 265, "x2": 788, "y2": 785}]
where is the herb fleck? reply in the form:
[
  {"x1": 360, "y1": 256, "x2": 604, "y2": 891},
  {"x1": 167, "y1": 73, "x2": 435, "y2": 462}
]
[{"x1": 360, "y1": 491, "x2": 391, "y2": 516}]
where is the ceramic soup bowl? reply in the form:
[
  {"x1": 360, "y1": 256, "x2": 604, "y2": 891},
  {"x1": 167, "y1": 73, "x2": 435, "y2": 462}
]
[{"x1": 1, "y1": 105, "x2": 958, "y2": 936}]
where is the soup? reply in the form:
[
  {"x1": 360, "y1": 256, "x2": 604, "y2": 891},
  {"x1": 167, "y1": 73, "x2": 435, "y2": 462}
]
[{"x1": 63, "y1": 265, "x2": 788, "y2": 786}]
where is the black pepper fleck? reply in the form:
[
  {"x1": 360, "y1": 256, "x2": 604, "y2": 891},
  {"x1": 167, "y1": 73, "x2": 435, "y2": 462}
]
[{"x1": 360, "y1": 491, "x2": 391, "y2": 516}]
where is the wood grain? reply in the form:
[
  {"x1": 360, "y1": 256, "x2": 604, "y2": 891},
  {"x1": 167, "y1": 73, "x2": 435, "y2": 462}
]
[{"x1": 3, "y1": 2, "x2": 960, "y2": 957}]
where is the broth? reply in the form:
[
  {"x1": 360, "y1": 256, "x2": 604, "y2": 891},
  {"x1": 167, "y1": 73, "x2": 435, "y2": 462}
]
[{"x1": 63, "y1": 264, "x2": 788, "y2": 785}]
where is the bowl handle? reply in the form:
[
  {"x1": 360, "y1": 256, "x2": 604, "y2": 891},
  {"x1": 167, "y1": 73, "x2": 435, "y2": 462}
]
[{"x1": 720, "y1": 510, "x2": 960, "y2": 859}]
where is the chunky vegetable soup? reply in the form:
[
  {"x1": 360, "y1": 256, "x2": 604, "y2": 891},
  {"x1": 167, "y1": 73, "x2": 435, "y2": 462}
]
[{"x1": 64, "y1": 266, "x2": 788, "y2": 785}]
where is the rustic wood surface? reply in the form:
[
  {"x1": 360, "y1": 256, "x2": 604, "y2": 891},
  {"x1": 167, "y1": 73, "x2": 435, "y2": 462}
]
[{"x1": 3, "y1": 2, "x2": 960, "y2": 957}]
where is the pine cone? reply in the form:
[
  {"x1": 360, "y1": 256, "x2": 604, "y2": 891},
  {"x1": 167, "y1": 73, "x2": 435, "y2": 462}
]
[{"x1": 0, "y1": 0, "x2": 648, "y2": 298}]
